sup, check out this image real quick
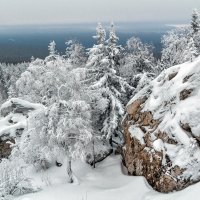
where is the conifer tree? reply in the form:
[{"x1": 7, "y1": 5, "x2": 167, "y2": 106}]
[
  {"x1": 48, "y1": 40, "x2": 57, "y2": 56},
  {"x1": 191, "y1": 9, "x2": 200, "y2": 35},
  {"x1": 93, "y1": 22, "x2": 106, "y2": 45},
  {"x1": 191, "y1": 9, "x2": 200, "y2": 54},
  {"x1": 107, "y1": 22, "x2": 123, "y2": 72},
  {"x1": 86, "y1": 23, "x2": 133, "y2": 150}
]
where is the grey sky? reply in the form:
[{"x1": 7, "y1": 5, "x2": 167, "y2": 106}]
[{"x1": 0, "y1": 0, "x2": 199, "y2": 25}]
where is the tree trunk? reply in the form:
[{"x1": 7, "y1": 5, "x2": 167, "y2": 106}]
[
  {"x1": 109, "y1": 136, "x2": 114, "y2": 153},
  {"x1": 67, "y1": 156, "x2": 73, "y2": 183},
  {"x1": 92, "y1": 138, "x2": 95, "y2": 168}
]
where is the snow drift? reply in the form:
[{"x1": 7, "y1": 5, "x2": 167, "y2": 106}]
[{"x1": 123, "y1": 56, "x2": 200, "y2": 192}]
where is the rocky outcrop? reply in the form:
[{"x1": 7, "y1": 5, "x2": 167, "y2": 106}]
[
  {"x1": 0, "y1": 98, "x2": 45, "y2": 159},
  {"x1": 123, "y1": 58, "x2": 200, "y2": 192}
]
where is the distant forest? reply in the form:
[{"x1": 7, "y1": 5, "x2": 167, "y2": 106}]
[{"x1": 0, "y1": 23, "x2": 171, "y2": 63}]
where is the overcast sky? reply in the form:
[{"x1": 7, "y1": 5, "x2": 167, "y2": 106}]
[{"x1": 0, "y1": 0, "x2": 199, "y2": 25}]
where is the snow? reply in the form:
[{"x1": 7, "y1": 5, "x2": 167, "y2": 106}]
[
  {"x1": 0, "y1": 113, "x2": 27, "y2": 139},
  {"x1": 144, "y1": 182, "x2": 200, "y2": 200},
  {"x1": 13, "y1": 155, "x2": 200, "y2": 200},
  {"x1": 14, "y1": 156, "x2": 150, "y2": 200},
  {"x1": 129, "y1": 125, "x2": 145, "y2": 144},
  {"x1": 153, "y1": 139, "x2": 164, "y2": 152}
]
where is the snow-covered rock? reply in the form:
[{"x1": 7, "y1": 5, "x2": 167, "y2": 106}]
[
  {"x1": 123, "y1": 57, "x2": 200, "y2": 192},
  {"x1": 0, "y1": 98, "x2": 45, "y2": 159}
]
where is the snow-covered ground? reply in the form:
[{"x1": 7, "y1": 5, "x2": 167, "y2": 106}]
[{"x1": 14, "y1": 155, "x2": 200, "y2": 200}]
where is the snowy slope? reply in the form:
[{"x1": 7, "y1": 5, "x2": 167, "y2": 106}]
[
  {"x1": 13, "y1": 155, "x2": 200, "y2": 200},
  {"x1": 14, "y1": 156, "x2": 151, "y2": 200}
]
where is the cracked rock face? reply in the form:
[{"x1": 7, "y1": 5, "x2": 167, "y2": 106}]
[{"x1": 123, "y1": 58, "x2": 200, "y2": 193}]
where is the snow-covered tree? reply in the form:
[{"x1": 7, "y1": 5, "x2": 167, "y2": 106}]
[
  {"x1": 120, "y1": 37, "x2": 156, "y2": 85},
  {"x1": 2, "y1": 63, "x2": 28, "y2": 99},
  {"x1": 16, "y1": 54, "x2": 72, "y2": 106},
  {"x1": 65, "y1": 40, "x2": 87, "y2": 67},
  {"x1": 161, "y1": 10, "x2": 200, "y2": 68},
  {"x1": 0, "y1": 157, "x2": 36, "y2": 198},
  {"x1": 85, "y1": 23, "x2": 107, "y2": 71},
  {"x1": 47, "y1": 69, "x2": 93, "y2": 183},
  {"x1": 93, "y1": 22, "x2": 106, "y2": 45},
  {"x1": 55, "y1": 99, "x2": 92, "y2": 183},
  {"x1": 48, "y1": 40, "x2": 56, "y2": 56},
  {"x1": 191, "y1": 9, "x2": 200, "y2": 54},
  {"x1": 0, "y1": 63, "x2": 28, "y2": 104},
  {"x1": 19, "y1": 108, "x2": 55, "y2": 170},
  {"x1": 191, "y1": 9, "x2": 200, "y2": 35},
  {"x1": 85, "y1": 23, "x2": 132, "y2": 149},
  {"x1": 183, "y1": 37, "x2": 198, "y2": 62},
  {"x1": 0, "y1": 65, "x2": 8, "y2": 105},
  {"x1": 161, "y1": 27, "x2": 191, "y2": 68},
  {"x1": 17, "y1": 67, "x2": 93, "y2": 182},
  {"x1": 107, "y1": 22, "x2": 123, "y2": 73}
]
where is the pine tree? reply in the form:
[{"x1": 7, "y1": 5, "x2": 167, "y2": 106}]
[
  {"x1": 191, "y1": 9, "x2": 200, "y2": 35},
  {"x1": 86, "y1": 23, "x2": 133, "y2": 150},
  {"x1": 48, "y1": 40, "x2": 56, "y2": 56},
  {"x1": 107, "y1": 22, "x2": 123, "y2": 72},
  {"x1": 191, "y1": 9, "x2": 200, "y2": 54},
  {"x1": 85, "y1": 23, "x2": 107, "y2": 84},
  {"x1": 93, "y1": 22, "x2": 106, "y2": 45}
]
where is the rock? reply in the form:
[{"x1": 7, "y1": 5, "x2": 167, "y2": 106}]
[
  {"x1": 0, "y1": 139, "x2": 15, "y2": 159},
  {"x1": 123, "y1": 57, "x2": 200, "y2": 193},
  {"x1": 1, "y1": 99, "x2": 35, "y2": 117},
  {"x1": 180, "y1": 89, "x2": 193, "y2": 100},
  {"x1": 183, "y1": 74, "x2": 193, "y2": 83},
  {"x1": 126, "y1": 98, "x2": 147, "y2": 116},
  {"x1": 123, "y1": 105, "x2": 179, "y2": 192},
  {"x1": 168, "y1": 72, "x2": 178, "y2": 80},
  {"x1": 180, "y1": 122, "x2": 192, "y2": 133}
]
